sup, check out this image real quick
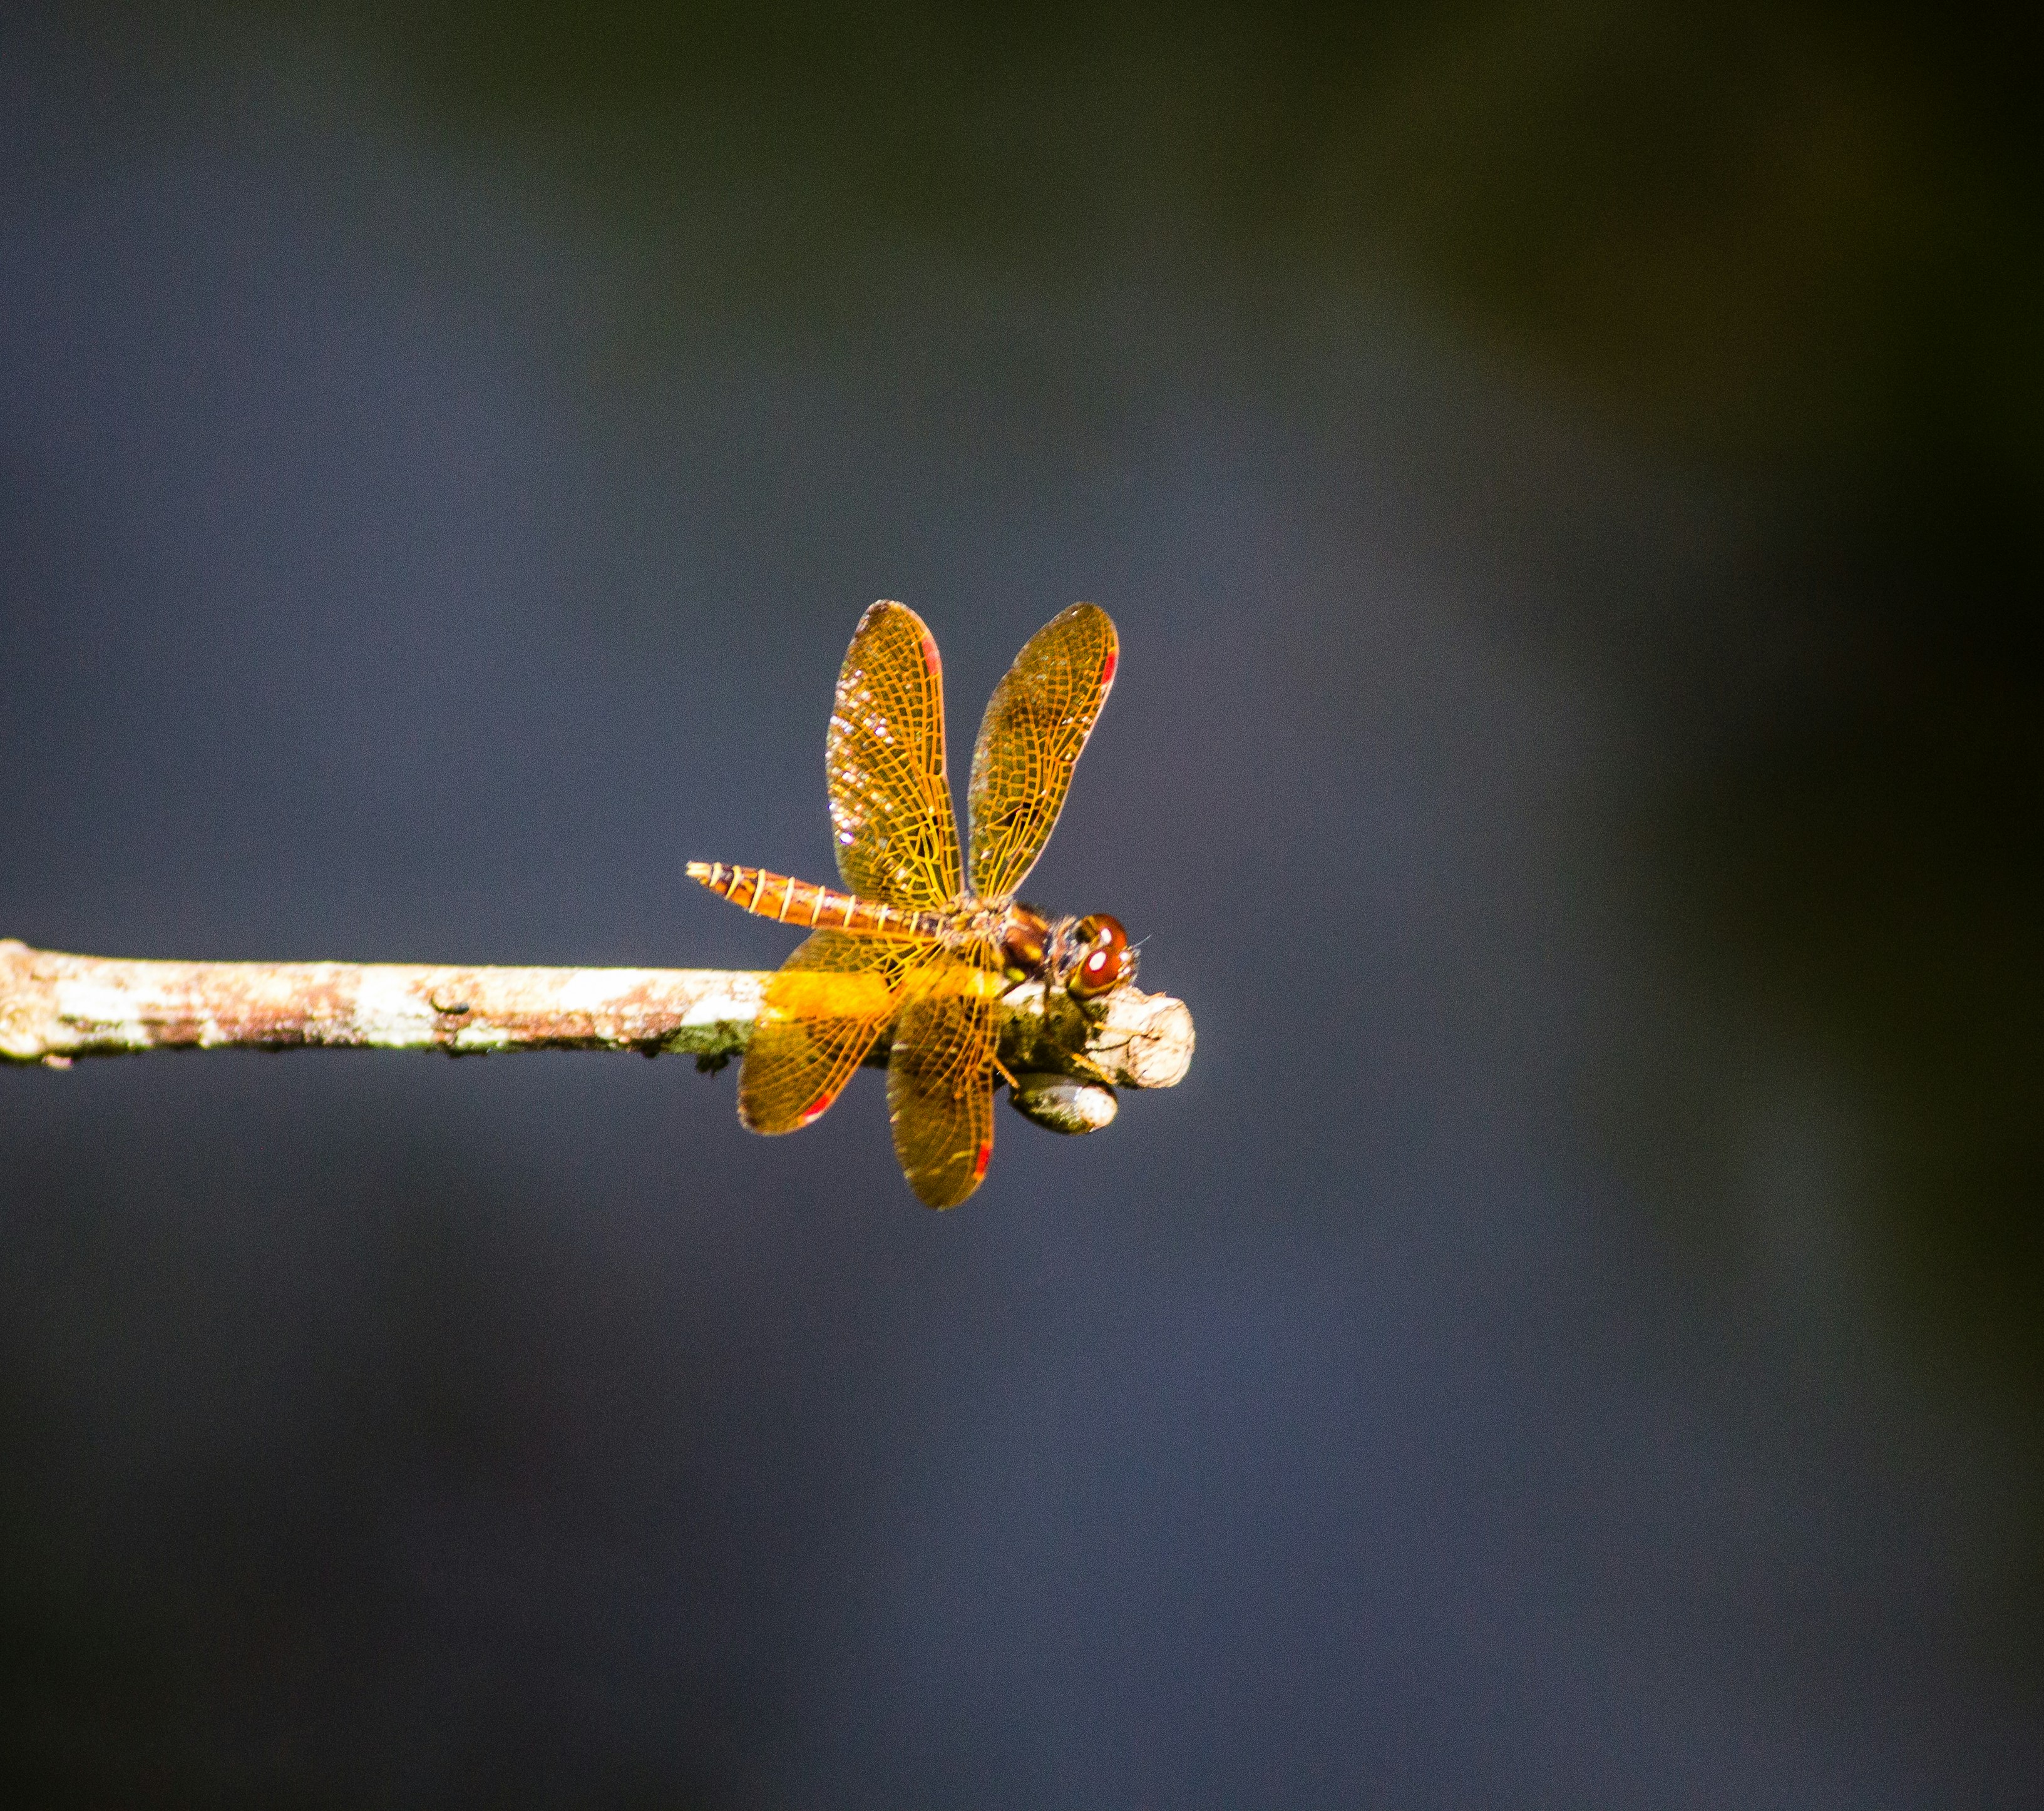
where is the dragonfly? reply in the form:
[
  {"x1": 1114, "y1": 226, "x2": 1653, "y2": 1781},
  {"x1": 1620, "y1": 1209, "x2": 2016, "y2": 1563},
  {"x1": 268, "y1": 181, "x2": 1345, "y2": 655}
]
[{"x1": 688, "y1": 600, "x2": 1135, "y2": 1208}]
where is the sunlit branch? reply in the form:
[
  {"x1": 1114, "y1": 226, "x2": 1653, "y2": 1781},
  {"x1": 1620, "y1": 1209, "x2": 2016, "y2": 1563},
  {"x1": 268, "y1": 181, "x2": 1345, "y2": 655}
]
[{"x1": 0, "y1": 940, "x2": 1194, "y2": 1098}]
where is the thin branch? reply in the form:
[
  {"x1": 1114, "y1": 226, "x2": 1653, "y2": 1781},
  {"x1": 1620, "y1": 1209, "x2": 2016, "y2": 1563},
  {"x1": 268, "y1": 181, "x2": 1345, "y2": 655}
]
[{"x1": 0, "y1": 940, "x2": 1194, "y2": 1094}]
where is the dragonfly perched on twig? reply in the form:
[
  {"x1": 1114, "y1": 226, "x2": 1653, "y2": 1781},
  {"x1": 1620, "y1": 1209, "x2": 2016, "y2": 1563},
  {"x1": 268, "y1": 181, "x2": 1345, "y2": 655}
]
[{"x1": 689, "y1": 600, "x2": 1134, "y2": 1207}]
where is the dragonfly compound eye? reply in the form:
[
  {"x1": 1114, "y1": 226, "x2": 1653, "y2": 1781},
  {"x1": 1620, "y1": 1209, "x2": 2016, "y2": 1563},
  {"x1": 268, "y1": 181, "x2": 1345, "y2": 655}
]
[{"x1": 1066, "y1": 914, "x2": 1131, "y2": 1000}]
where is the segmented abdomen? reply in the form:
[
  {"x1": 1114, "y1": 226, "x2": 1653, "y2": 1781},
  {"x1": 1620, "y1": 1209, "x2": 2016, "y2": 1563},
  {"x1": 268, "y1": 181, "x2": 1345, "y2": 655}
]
[{"x1": 687, "y1": 861, "x2": 942, "y2": 938}]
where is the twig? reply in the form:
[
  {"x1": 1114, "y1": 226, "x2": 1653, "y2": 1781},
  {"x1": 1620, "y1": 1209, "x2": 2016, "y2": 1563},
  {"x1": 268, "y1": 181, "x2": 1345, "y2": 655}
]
[{"x1": 0, "y1": 940, "x2": 1194, "y2": 1098}]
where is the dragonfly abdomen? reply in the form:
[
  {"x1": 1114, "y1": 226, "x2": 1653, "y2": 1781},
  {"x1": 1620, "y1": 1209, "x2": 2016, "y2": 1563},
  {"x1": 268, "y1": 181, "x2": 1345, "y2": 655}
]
[{"x1": 687, "y1": 862, "x2": 940, "y2": 938}]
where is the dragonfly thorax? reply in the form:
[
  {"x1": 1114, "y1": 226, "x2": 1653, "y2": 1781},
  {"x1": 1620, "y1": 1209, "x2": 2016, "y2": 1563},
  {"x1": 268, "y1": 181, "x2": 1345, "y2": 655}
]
[{"x1": 994, "y1": 903, "x2": 1052, "y2": 980}]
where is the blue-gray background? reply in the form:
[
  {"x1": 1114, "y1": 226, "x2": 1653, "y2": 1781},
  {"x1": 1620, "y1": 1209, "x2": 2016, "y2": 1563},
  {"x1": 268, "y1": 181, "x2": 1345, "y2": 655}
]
[{"x1": 3, "y1": 6, "x2": 2039, "y2": 1805}]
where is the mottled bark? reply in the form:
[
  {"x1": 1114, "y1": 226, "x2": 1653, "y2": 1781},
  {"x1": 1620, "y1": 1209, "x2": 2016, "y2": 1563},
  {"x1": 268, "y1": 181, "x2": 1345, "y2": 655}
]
[{"x1": 0, "y1": 941, "x2": 1194, "y2": 1102}]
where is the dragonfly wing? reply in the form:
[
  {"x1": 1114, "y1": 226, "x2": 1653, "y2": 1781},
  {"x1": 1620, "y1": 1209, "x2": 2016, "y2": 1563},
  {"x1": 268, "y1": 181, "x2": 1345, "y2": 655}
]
[
  {"x1": 967, "y1": 603, "x2": 1119, "y2": 900},
  {"x1": 829, "y1": 600, "x2": 963, "y2": 910},
  {"x1": 739, "y1": 930, "x2": 923, "y2": 1134},
  {"x1": 886, "y1": 961, "x2": 1002, "y2": 1209}
]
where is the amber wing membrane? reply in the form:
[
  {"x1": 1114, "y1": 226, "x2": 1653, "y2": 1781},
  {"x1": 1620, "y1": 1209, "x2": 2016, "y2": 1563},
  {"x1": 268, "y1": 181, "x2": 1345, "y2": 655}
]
[
  {"x1": 828, "y1": 601, "x2": 963, "y2": 910},
  {"x1": 967, "y1": 603, "x2": 1119, "y2": 901},
  {"x1": 885, "y1": 957, "x2": 1004, "y2": 1208},
  {"x1": 739, "y1": 929, "x2": 935, "y2": 1134}
]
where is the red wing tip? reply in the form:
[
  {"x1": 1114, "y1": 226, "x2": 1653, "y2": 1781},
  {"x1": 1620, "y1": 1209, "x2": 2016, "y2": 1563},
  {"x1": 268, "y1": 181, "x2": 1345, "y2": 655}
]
[
  {"x1": 973, "y1": 1138, "x2": 992, "y2": 1180},
  {"x1": 798, "y1": 1095, "x2": 832, "y2": 1126},
  {"x1": 1097, "y1": 644, "x2": 1117, "y2": 687}
]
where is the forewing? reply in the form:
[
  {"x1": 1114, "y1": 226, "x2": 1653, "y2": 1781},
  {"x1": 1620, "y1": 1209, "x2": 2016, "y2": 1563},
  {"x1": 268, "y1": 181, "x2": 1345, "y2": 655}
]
[
  {"x1": 829, "y1": 601, "x2": 963, "y2": 909},
  {"x1": 885, "y1": 960, "x2": 1002, "y2": 1209},
  {"x1": 967, "y1": 603, "x2": 1119, "y2": 900},
  {"x1": 739, "y1": 930, "x2": 926, "y2": 1135}
]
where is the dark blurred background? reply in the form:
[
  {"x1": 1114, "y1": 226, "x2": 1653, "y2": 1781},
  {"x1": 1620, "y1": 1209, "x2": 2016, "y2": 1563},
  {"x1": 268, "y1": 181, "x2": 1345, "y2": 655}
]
[{"x1": 3, "y1": 3, "x2": 2040, "y2": 1804}]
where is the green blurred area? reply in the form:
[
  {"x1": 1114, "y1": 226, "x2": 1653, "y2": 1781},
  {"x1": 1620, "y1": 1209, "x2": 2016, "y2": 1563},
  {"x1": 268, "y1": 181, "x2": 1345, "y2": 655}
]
[
  {"x1": 262, "y1": 1, "x2": 2040, "y2": 458},
  {"x1": 240, "y1": 0, "x2": 2044, "y2": 1384}
]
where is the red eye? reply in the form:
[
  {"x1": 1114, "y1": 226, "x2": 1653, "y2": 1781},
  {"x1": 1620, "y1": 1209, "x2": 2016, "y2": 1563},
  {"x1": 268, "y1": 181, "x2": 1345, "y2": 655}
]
[{"x1": 1066, "y1": 914, "x2": 1129, "y2": 1000}]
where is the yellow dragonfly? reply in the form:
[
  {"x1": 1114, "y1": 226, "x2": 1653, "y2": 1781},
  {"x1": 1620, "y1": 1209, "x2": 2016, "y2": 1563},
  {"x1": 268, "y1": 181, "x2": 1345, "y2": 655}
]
[{"x1": 690, "y1": 601, "x2": 1133, "y2": 1206}]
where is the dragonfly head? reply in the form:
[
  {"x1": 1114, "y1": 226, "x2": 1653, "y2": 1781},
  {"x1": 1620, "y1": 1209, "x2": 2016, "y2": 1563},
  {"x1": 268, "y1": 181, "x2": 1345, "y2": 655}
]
[{"x1": 1061, "y1": 913, "x2": 1134, "y2": 1002}]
